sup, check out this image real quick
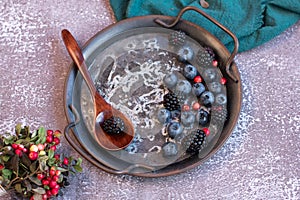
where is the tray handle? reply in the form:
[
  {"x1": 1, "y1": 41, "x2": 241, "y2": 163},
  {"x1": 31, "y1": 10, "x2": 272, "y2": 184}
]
[
  {"x1": 154, "y1": 6, "x2": 239, "y2": 82},
  {"x1": 64, "y1": 104, "x2": 156, "y2": 175}
]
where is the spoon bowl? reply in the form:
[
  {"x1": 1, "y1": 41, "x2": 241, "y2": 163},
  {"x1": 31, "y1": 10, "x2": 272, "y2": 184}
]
[{"x1": 61, "y1": 29, "x2": 134, "y2": 151}]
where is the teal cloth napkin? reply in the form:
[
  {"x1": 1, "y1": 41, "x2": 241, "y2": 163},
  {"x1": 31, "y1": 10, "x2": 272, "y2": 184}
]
[{"x1": 109, "y1": 0, "x2": 300, "y2": 52}]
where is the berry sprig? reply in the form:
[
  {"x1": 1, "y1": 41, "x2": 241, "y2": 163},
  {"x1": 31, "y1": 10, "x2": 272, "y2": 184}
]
[{"x1": 0, "y1": 124, "x2": 82, "y2": 200}]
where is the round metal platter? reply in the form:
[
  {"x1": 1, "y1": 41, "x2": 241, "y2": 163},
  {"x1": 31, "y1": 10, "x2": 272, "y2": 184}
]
[{"x1": 64, "y1": 14, "x2": 242, "y2": 177}]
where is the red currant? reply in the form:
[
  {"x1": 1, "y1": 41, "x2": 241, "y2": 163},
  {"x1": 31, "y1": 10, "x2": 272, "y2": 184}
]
[
  {"x1": 51, "y1": 188, "x2": 59, "y2": 196},
  {"x1": 11, "y1": 143, "x2": 19, "y2": 149},
  {"x1": 192, "y1": 102, "x2": 201, "y2": 110},
  {"x1": 28, "y1": 151, "x2": 38, "y2": 160},
  {"x1": 37, "y1": 143, "x2": 45, "y2": 151},
  {"x1": 47, "y1": 130, "x2": 54, "y2": 136},
  {"x1": 15, "y1": 149, "x2": 22, "y2": 157},
  {"x1": 50, "y1": 145, "x2": 56, "y2": 151},
  {"x1": 53, "y1": 130, "x2": 62, "y2": 137},
  {"x1": 54, "y1": 154, "x2": 60, "y2": 160},
  {"x1": 30, "y1": 145, "x2": 38, "y2": 152},
  {"x1": 0, "y1": 164, "x2": 4, "y2": 170},
  {"x1": 46, "y1": 189, "x2": 52, "y2": 197},
  {"x1": 55, "y1": 170, "x2": 61, "y2": 176},
  {"x1": 52, "y1": 175, "x2": 59, "y2": 182},
  {"x1": 46, "y1": 135, "x2": 53, "y2": 143},
  {"x1": 18, "y1": 144, "x2": 24, "y2": 150},
  {"x1": 53, "y1": 137, "x2": 60, "y2": 145},
  {"x1": 203, "y1": 128, "x2": 210, "y2": 136},
  {"x1": 42, "y1": 179, "x2": 50, "y2": 185},
  {"x1": 220, "y1": 77, "x2": 227, "y2": 85},
  {"x1": 194, "y1": 75, "x2": 202, "y2": 83},
  {"x1": 49, "y1": 169, "x2": 56, "y2": 177},
  {"x1": 22, "y1": 148, "x2": 28, "y2": 153},
  {"x1": 182, "y1": 104, "x2": 190, "y2": 111},
  {"x1": 37, "y1": 173, "x2": 45, "y2": 180},
  {"x1": 49, "y1": 180, "x2": 57, "y2": 188},
  {"x1": 42, "y1": 193, "x2": 48, "y2": 200},
  {"x1": 212, "y1": 60, "x2": 218, "y2": 67},
  {"x1": 54, "y1": 184, "x2": 60, "y2": 190},
  {"x1": 63, "y1": 158, "x2": 69, "y2": 165}
]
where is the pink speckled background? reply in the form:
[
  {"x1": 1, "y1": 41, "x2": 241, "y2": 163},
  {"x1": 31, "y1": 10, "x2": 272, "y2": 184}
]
[{"x1": 0, "y1": 1, "x2": 299, "y2": 199}]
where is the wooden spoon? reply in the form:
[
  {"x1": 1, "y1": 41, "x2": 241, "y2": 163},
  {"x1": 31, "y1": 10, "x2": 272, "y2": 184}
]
[{"x1": 61, "y1": 29, "x2": 134, "y2": 151}]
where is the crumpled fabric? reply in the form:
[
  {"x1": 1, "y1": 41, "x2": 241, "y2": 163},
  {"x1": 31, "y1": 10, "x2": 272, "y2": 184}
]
[{"x1": 109, "y1": 0, "x2": 300, "y2": 52}]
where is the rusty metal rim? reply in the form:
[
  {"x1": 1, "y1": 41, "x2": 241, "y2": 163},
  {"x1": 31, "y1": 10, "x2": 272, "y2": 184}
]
[{"x1": 63, "y1": 7, "x2": 242, "y2": 177}]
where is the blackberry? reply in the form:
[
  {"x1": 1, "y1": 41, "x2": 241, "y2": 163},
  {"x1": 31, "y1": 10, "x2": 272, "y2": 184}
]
[
  {"x1": 174, "y1": 92, "x2": 185, "y2": 104},
  {"x1": 169, "y1": 31, "x2": 186, "y2": 47},
  {"x1": 185, "y1": 129, "x2": 206, "y2": 154},
  {"x1": 196, "y1": 48, "x2": 213, "y2": 67},
  {"x1": 204, "y1": 46, "x2": 215, "y2": 59},
  {"x1": 163, "y1": 92, "x2": 181, "y2": 111},
  {"x1": 101, "y1": 116, "x2": 125, "y2": 135},
  {"x1": 211, "y1": 105, "x2": 228, "y2": 125}
]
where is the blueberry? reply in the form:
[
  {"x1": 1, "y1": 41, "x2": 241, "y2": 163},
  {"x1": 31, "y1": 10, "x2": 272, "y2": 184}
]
[
  {"x1": 176, "y1": 80, "x2": 192, "y2": 95},
  {"x1": 157, "y1": 108, "x2": 171, "y2": 124},
  {"x1": 215, "y1": 93, "x2": 227, "y2": 105},
  {"x1": 181, "y1": 111, "x2": 196, "y2": 127},
  {"x1": 162, "y1": 142, "x2": 178, "y2": 157},
  {"x1": 178, "y1": 46, "x2": 193, "y2": 62},
  {"x1": 163, "y1": 73, "x2": 178, "y2": 88},
  {"x1": 203, "y1": 68, "x2": 217, "y2": 81},
  {"x1": 171, "y1": 110, "x2": 181, "y2": 120},
  {"x1": 208, "y1": 82, "x2": 222, "y2": 93},
  {"x1": 183, "y1": 64, "x2": 197, "y2": 80},
  {"x1": 168, "y1": 122, "x2": 183, "y2": 138},
  {"x1": 200, "y1": 91, "x2": 215, "y2": 107},
  {"x1": 197, "y1": 109, "x2": 210, "y2": 126},
  {"x1": 192, "y1": 82, "x2": 205, "y2": 97}
]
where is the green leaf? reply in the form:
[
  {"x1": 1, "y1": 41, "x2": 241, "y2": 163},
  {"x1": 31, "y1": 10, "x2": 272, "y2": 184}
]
[
  {"x1": 21, "y1": 154, "x2": 31, "y2": 168},
  {"x1": 24, "y1": 179, "x2": 32, "y2": 191},
  {"x1": 28, "y1": 175, "x2": 42, "y2": 186},
  {"x1": 3, "y1": 135, "x2": 15, "y2": 145},
  {"x1": 31, "y1": 130, "x2": 37, "y2": 138},
  {"x1": 29, "y1": 160, "x2": 37, "y2": 173},
  {"x1": 56, "y1": 166, "x2": 69, "y2": 173},
  {"x1": 2, "y1": 169, "x2": 12, "y2": 177},
  {"x1": 15, "y1": 124, "x2": 22, "y2": 136},
  {"x1": 24, "y1": 126, "x2": 30, "y2": 137},
  {"x1": 75, "y1": 158, "x2": 82, "y2": 166},
  {"x1": 7, "y1": 154, "x2": 19, "y2": 174},
  {"x1": 39, "y1": 158, "x2": 49, "y2": 172},
  {"x1": 2, "y1": 155, "x2": 11, "y2": 162},
  {"x1": 15, "y1": 183, "x2": 22, "y2": 193},
  {"x1": 35, "y1": 127, "x2": 46, "y2": 145},
  {"x1": 33, "y1": 193, "x2": 43, "y2": 200},
  {"x1": 47, "y1": 158, "x2": 56, "y2": 166},
  {"x1": 73, "y1": 165, "x2": 83, "y2": 173},
  {"x1": 47, "y1": 150, "x2": 54, "y2": 159},
  {"x1": 32, "y1": 187, "x2": 46, "y2": 194}
]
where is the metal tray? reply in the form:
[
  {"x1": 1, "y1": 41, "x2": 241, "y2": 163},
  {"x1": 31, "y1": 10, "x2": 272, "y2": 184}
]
[{"x1": 63, "y1": 7, "x2": 242, "y2": 177}]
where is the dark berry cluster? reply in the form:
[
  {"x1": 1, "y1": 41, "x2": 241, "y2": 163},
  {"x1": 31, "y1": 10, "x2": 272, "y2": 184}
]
[
  {"x1": 101, "y1": 116, "x2": 125, "y2": 135},
  {"x1": 169, "y1": 31, "x2": 186, "y2": 47},
  {"x1": 196, "y1": 50, "x2": 212, "y2": 67},
  {"x1": 185, "y1": 129, "x2": 206, "y2": 154},
  {"x1": 159, "y1": 37, "x2": 228, "y2": 157},
  {"x1": 163, "y1": 92, "x2": 181, "y2": 111}
]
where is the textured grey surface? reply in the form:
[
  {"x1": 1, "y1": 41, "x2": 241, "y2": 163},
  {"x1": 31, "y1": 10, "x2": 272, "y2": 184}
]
[{"x1": 0, "y1": 0, "x2": 299, "y2": 199}]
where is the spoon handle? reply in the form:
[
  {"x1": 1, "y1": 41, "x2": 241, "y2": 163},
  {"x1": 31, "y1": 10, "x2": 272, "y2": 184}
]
[{"x1": 61, "y1": 29, "x2": 98, "y2": 95}]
